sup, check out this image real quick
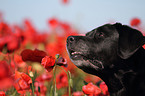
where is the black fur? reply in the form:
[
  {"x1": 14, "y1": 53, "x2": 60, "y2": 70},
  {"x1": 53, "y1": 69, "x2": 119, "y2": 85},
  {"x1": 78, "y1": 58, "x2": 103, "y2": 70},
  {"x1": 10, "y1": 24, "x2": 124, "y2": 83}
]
[{"x1": 66, "y1": 23, "x2": 145, "y2": 96}]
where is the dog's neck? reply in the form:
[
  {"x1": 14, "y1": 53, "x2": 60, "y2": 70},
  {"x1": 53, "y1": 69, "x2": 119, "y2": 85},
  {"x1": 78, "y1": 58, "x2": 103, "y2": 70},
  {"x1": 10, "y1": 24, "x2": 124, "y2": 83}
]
[
  {"x1": 97, "y1": 47, "x2": 145, "y2": 96},
  {"x1": 98, "y1": 66, "x2": 126, "y2": 95}
]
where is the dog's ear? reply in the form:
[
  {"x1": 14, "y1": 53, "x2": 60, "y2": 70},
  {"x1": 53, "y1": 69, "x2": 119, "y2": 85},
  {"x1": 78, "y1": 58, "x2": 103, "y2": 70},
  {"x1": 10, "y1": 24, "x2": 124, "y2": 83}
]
[{"x1": 113, "y1": 23, "x2": 145, "y2": 59}]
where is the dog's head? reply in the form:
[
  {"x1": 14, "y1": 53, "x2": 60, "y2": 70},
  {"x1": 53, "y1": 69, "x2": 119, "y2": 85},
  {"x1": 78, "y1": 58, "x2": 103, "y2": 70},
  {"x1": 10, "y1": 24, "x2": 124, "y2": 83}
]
[{"x1": 66, "y1": 23, "x2": 145, "y2": 75}]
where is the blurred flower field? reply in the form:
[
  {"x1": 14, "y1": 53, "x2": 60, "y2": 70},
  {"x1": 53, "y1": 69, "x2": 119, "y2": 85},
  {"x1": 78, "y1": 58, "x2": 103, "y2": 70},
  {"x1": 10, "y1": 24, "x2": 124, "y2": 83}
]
[{"x1": 0, "y1": 14, "x2": 144, "y2": 96}]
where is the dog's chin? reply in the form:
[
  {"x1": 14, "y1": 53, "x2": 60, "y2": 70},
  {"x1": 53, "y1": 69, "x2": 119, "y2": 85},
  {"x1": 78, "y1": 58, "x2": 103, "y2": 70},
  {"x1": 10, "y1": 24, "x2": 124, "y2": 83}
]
[
  {"x1": 66, "y1": 46, "x2": 104, "y2": 71},
  {"x1": 69, "y1": 53, "x2": 104, "y2": 71}
]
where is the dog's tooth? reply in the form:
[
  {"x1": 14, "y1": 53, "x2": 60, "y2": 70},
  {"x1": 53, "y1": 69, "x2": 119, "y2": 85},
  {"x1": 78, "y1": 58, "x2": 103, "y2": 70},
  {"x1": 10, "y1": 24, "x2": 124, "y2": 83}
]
[
  {"x1": 71, "y1": 52, "x2": 75, "y2": 55},
  {"x1": 71, "y1": 51, "x2": 83, "y2": 56},
  {"x1": 71, "y1": 52, "x2": 81, "y2": 55},
  {"x1": 78, "y1": 52, "x2": 82, "y2": 54}
]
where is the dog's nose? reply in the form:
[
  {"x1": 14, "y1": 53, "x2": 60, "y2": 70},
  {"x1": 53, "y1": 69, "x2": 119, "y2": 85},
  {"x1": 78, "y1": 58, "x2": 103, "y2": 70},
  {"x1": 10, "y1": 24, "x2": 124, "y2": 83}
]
[{"x1": 67, "y1": 36, "x2": 75, "y2": 43}]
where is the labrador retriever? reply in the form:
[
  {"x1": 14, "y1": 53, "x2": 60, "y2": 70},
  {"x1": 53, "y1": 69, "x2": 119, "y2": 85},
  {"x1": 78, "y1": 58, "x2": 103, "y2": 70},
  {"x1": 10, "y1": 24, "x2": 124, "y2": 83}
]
[{"x1": 66, "y1": 23, "x2": 145, "y2": 96}]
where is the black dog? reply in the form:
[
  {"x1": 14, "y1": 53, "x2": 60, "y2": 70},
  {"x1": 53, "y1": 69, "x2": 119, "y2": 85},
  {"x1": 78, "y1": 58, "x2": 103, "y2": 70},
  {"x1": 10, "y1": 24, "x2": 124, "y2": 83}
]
[{"x1": 66, "y1": 23, "x2": 145, "y2": 96}]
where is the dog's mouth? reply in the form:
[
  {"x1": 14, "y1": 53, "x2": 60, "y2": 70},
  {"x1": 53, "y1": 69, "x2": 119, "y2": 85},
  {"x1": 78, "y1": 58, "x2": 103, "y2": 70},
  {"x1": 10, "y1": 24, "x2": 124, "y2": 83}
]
[
  {"x1": 87, "y1": 59, "x2": 104, "y2": 69},
  {"x1": 68, "y1": 50, "x2": 104, "y2": 69},
  {"x1": 69, "y1": 50, "x2": 84, "y2": 60}
]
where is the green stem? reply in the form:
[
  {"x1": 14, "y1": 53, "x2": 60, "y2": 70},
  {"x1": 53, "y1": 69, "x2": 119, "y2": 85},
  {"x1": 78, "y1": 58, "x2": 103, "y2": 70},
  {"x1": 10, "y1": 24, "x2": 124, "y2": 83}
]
[
  {"x1": 50, "y1": 85, "x2": 53, "y2": 96},
  {"x1": 68, "y1": 71, "x2": 72, "y2": 96},
  {"x1": 11, "y1": 89, "x2": 17, "y2": 96},
  {"x1": 53, "y1": 65, "x2": 57, "y2": 96},
  {"x1": 32, "y1": 82, "x2": 35, "y2": 96},
  {"x1": 30, "y1": 77, "x2": 35, "y2": 96},
  {"x1": 57, "y1": 66, "x2": 72, "y2": 96}
]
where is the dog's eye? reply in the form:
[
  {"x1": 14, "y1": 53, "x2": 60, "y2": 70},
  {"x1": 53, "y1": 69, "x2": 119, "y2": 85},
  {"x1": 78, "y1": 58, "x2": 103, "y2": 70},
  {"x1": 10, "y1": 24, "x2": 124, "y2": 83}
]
[
  {"x1": 99, "y1": 32, "x2": 104, "y2": 37},
  {"x1": 95, "y1": 32, "x2": 104, "y2": 38}
]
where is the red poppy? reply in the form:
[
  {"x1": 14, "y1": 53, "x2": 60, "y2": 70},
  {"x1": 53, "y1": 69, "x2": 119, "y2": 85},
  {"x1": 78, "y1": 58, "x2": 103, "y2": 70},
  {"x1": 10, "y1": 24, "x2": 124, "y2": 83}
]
[
  {"x1": 13, "y1": 25, "x2": 29, "y2": 47},
  {"x1": 0, "y1": 21, "x2": 21, "y2": 53},
  {"x1": 0, "y1": 22, "x2": 11, "y2": 36},
  {"x1": 48, "y1": 18, "x2": 59, "y2": 29},
  {"x1": 46, "y1": 42, "x2": 58, "y2": 57},
  {"x1": 7, "y1": 35, "x2": 20, "y2": 52},
  {"x1": 56, "y1": 72, "x2": 68, "y2": 89},
  {"x1": 0, "y1": 34, "x2": 20, "y2": 53},
  {"x1": 60, "y1": 22, "x2": 71, "y2": 31},
  {"x1": 0, "y1": 61, "x2": 13, "y2": 89},
  {"x1": 0, "y1": 78, "x2": 13, "y2": 90},
  {"x1": 41, "y1": 56, "x2": 55, "y2": 72},
  {"x1": 14, "y1": 71, "x2": 32, "y2": 93},
  {"x1": 36, "y1": 73, "x2": 52, "y2": 82},
  {"x1": 32, "y1": 33, "x2": 48, "y2": 44},
  {"x1": 13, "y1": 54, "x2": 26, "y2": 68},
  {"x1": 143, "y1": 44, "x2": 145, "y2": 49},
  {"x1": 34, "y1": 82, "x2": 47, "y2": 96},
  {"x1": 24, "y1": 19, "x2": 36, "y2": 35},
  {"x1": 99, "y1": 82, "x2": 109, "y2": 95},
  {"x1": 0, "y1": 91, "x2": 5, "y2": 96},
  {"x1": 130, "y1": 18, "x2": 141, "y2": 26},
  {"x1": 0, "y1": 41, "x2": 4, "y2": 52},
  {"x1": 62, "y1": 0, "x2": 69, "y2": 4},
  {"x1": 57, "y1": 57, "x2": 67, "y2": 67},
  {"x1": 60, "y1": 22, "x2": 78, "y2": 37},
  {"x1": 23, "y1": 19, "x2": 40, "y2": 46},
  {"x1": 46, "y1": 36, "x2": 66, "y2": 57},
  {"x1": 73, "y1": 91, "x2": 84, "y2": 96},
  {"x1": 0, "y1": 61, "x2": 11, "y2": 80},
  {"x1": 21, "y1": 49, "x2": 47, "y2": 63},
  {"x1": 82, "y1": 83, "x2": 102, "y2": 96}
]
